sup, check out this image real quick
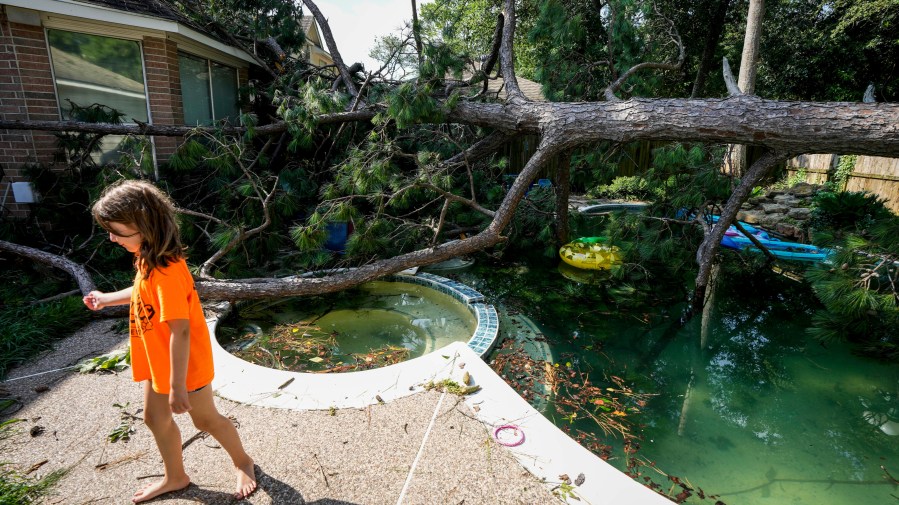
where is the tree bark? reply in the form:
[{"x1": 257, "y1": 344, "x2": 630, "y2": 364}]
[
  {"x1": 554, "y1": 151, "x2": 571, "y2": 246},
  {"x1": 0, "y1": 240, "x2": 96, "y2": 295},
  {"x1": 302, "y1": 0, "x2": 358, "y2": 96},
  {"x1": 691, "y1": 150, "x2": 787, "y2": 312},
  {"x1": 728, "y1": 0, "x2": 766, "y2": 176},
  {"x1": 500, "y1": 0, "x2": 524, "y2": 101},
  {"x1": 4, "y1": 97, "x2": 898, "y2": 304},
  {"x1": 5, "y1": 98, "x2": 895, "y2": 156},
  {"x1": 410, "y1": 0, "x2": 424, "y2": 67},
  {"x1": 737, "y1": 0, "x2": 765, "y2": 95}
]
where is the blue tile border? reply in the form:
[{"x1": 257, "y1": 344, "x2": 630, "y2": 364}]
[{"x1": 387, "y1": 272, "x2": 500, "y2": 358}]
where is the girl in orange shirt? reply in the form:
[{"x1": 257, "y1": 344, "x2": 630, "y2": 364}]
[{"x1": 83, "y1": 180, "x2": 255, "y2": 503}]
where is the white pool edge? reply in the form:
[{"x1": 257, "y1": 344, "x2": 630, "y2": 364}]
[{"x1": 208, "y1": 313, "x2": 670, "y2": 504}]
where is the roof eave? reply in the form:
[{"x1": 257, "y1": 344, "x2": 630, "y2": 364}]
[{"x1": 3, "y1": 0, "x2": 256, "y2": 65}]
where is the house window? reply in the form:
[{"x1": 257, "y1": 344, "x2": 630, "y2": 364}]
[
  {"x1": 47, "y1": 29, "x2": 149, "y2": 165},
  {"x1": 47, "y1": 30, "x2": 148, "y2": 122},
  {"x1": 178, "y1": 53, "x2": 239, "y2": 125}
]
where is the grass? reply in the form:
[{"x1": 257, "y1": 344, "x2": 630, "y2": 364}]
[
  {"x1": 0, "y1": 297, "x2": 90, "y2": 379},
  {"x1": 0, "y1": 420, "x2": 66, "y2": 504},
  {"x1": 0, "y1": 465, "x2": 66, "y2": 505},
  {"x1": 0, "y1": 265, "x2": 91, "y2": 380}
]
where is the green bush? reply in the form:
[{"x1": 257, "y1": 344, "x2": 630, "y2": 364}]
[
  {"x1": 808, "y1": 190, "x2": 891, "y2": 234},
  {"x1": 588, "y1": 176, "x2": 654, "y2": 200}
]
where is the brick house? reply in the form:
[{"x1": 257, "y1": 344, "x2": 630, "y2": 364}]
[{"x1": 0, "y1": 0, "x2": 258, "y2": 218}]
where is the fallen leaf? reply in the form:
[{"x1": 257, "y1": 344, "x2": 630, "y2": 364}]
[
  {"x1": 309, "y1": 357, "x2": 324, "y2": 363},
  {"x1": 575, "y1": 473, "x2": 585, "y2": 486}
]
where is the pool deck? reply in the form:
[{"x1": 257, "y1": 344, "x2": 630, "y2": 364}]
[{"x1": 1, "y1": 319, "x2": 672, "y2": 505}]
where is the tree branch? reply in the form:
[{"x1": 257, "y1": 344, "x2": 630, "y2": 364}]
[
  {"x1": 0, "y1": 240, "x2": 95, "y2": 295},
  {"x1": 302, "y1": 0, "x2": 359, "y2": 97},
  {"x1": 722, "y1": 57, "x2": 742, "y2": 96},
  {"x1": 604, "y1": 6, "x2": 684, "y2": 101},
  {"x1": 692, "y1": 150, "x2": 791, "y2": 311},
  {"x1": 410, "y1": 0, "x2": 424, "y2": 67}
]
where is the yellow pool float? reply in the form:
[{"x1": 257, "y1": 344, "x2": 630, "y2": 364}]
[{"x1": 559, "y1": 237, "x2": 622, "y2": 270}]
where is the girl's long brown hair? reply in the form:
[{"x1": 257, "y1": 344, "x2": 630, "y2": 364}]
[{"x1": 92, "y1": 180, "x2": 183, "y2": 277}]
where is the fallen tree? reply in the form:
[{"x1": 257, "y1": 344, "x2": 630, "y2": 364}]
[{"x1": 2, "y1": 0, "x2": 898, "y2": 312}]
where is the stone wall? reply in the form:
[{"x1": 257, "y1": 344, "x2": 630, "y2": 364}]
[{"x1": 737, "y1": 182, "x2": 822, "y2": 242}]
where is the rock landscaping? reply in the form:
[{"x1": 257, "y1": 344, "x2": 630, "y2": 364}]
[{"x1": 738, "y1": 182, "x2": 823, "y2": 242}]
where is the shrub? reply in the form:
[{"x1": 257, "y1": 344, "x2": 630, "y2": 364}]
[
  {"x1": 808, "y1": 190, "x2": 891, "y2": 234},
  {"x1": 588, "y1": 176, "x2": 654, "y2": 200}
]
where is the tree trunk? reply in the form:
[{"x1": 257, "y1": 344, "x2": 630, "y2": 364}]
[
  {"x1": 410, "y1": 0, "x2": 424, "y2": 67},
  {"x1": 5, "y1": 94, "x2": 899, "y2": 305},
  {"x1": 690, "y1": 0, "x2": 731, "y2": 99},
  {"x1": 554, "y1": 150, "x2": 571, "y2": 246},
  {"x1": 3, "y1": 97, "x2": 897, "y2": 156},
  {"x1": 692, "y1": 150, "x2": 786, "y2": 312},
  {"x1": 737, "y1": 0, "x2": 765, "y2": 95},
  {"x1": 195, "y1": 136, "x2": 566, "y2": 300},
  {"x1": 727, "y1": 0, "x2": 766, "y2": 176},
  {"x1": 0, "y1": 240, "x2": 96, "y2": 295}
]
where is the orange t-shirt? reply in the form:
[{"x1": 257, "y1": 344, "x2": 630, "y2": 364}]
[{"x1": 129, "y1": 258, "x2": 214, "y2": 394}]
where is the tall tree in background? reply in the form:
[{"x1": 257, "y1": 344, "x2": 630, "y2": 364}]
[
  {"x1": 726, "y1": 0, "x2": 765, "y2": 177},
  {"x1": 690, "y1": 0, "x2": 732, "y2": 98}
]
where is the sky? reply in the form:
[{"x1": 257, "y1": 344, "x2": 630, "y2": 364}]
[{"x1": 312, "y1": 0, "x2": 432, "y2": 71}]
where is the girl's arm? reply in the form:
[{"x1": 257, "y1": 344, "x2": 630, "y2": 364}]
[
  {"x1": 166, "y1": 318, "x2": 192, "y2": 414},
  {"x1": 83, "y1": 287, "x2": 133, "y2": 311}
]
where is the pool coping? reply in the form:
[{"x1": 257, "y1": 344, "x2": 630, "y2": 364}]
[
  {"x1": 208, "y1": 333, "x2": 669, "y2": 504},
  {"x1": 386, "y1": 272, "x2": 500, "y2": 357}
]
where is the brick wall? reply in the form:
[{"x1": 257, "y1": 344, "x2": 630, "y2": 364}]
[
  {"x1": 1, "y1": 10, "x2": 253, "y2": 218},
  {"x1": 0, "y1": 7, "x2": 59, "y2": 219},
  {"x1": 143, "y1": 36, "x2": 183, "y2": 162}
]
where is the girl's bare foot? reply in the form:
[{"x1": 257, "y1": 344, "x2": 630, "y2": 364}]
[
  {"x1": 234, "y1": 460, "x2": 257, "y2": 499},
  {"x1": 132, "y1": 475, "x2": 190, "y2": 503}
]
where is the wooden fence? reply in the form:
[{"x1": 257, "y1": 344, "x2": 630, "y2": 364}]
[
  {"x1": 503, "y1": 138, "x2": 899, "y2": 212},
  {"x1": 786, "y1": 155, "x2": 899, "y2": 212}
]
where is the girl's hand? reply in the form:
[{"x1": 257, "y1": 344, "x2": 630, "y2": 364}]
[
  {"x1": 83, "y1": 291, "x2": 105, "y2": 311},
  {"x1": 169, "y1": 386, "x2": 191, "y2": 414}
]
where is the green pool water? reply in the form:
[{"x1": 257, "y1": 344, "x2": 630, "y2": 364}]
[
  {"x1": 221, "y1": 280, "x2": 477, "y2": 368},
  {"x1": 455, "y1": 260, "x2": 898, "y2": 505}
]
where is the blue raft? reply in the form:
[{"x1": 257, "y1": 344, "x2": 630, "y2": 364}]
[{"x1": 715, "y1": 217, "x2": 831, "y2": 263}]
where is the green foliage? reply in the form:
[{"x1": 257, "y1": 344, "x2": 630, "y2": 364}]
[
  {"x1": 0, "y1": 261, "x2": 93, "y2": 379},
  {"x1": 804, "y1": 196, "x2": 899, "y2": 361},
  {"x1": 0, "y1": 296, "x2": 89, "y2": 379},
  {"x1": 499, "y1": 186, "x2": 557, "y2": 258},
  {"x1": 386, "y1": 83, "x2": 447, "y2": 129},
  {"x1": 419, "y1": 0, "x2": 540, "y2": 79},
  {"x1": 579, "y1": 143, "x2": 730, "y2": 288},
  {"x1": 808, "y1": 190, "x2": 891, "y2": 233},
  {"x1": 569, "y1": 147, "x2": 619, "y2": 192},
  {"x1": 771, "y1": 168, "x2": 808, "y2": 190},
  {"x1": 197, "y1": 0, "x2": 307, "y2": 57},
  {"x1": 272, "y1": 81, "x2": 347, "y2": 153},
  {"x1": 107, "y1": 402, "x2": 137, "y2": 443},
  {"x1": 78, "y1": 349, "x2": 130, "y2": 374},
  {"x1": 529, "y1": 0, "x2": 667, "y2": 101},
  {"x1": 0, "y1": 464, "x2": 65, "y2": 505},
  {"x1": 723, "y1": 0, "x2": 899, "y2": 101},
  {"x1": 828, "y1": 155, "x2": 857, "y2": 192},
  {"x1": 588, "y1": 176, "x2": 655, "y2": 200}
]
